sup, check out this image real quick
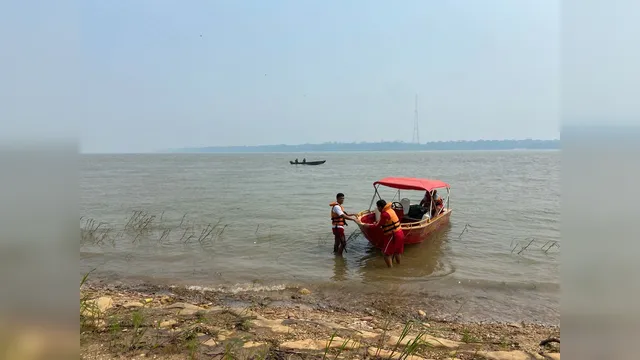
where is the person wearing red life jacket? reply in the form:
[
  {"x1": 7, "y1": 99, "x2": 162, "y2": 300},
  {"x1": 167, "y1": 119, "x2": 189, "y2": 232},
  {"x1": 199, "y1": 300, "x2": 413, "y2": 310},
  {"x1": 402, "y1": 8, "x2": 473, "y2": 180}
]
[
  {"x1": 358, "y1": 199, "x2": 405, "y2": 268},
  {"x1": 330, "y1": 192, "x2": 357, "y2": 256}
]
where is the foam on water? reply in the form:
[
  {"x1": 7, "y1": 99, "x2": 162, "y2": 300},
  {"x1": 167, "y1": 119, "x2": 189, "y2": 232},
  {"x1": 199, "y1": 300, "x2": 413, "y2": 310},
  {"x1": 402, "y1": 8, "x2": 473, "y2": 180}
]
[{"x1": 185, "y1": 283, "x2": 289, "y2": 294}]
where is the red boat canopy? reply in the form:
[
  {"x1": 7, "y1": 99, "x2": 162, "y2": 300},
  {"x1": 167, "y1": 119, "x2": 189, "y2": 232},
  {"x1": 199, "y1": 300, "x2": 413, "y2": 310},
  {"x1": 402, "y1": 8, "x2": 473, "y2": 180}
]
[{"x1": 374, "y1": 177, "x2": 450, "y2": 192}]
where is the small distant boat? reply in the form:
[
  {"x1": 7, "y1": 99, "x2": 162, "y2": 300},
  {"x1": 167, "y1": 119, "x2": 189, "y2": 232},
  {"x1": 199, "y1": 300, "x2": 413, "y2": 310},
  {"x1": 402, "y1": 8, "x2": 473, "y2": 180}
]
[
  {"x1": 290, "y1": 160, "x2": 326, "y2": 166},
  {"x1": 355, "y1": 177, "x2": 452, "y2": 249}
]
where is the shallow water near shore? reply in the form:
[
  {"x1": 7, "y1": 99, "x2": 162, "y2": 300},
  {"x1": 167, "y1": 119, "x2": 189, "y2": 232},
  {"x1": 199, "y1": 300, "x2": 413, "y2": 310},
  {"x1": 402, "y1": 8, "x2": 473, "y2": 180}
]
[{"x1": 80, "y1": 150, "x2": 559, "y2": 325}]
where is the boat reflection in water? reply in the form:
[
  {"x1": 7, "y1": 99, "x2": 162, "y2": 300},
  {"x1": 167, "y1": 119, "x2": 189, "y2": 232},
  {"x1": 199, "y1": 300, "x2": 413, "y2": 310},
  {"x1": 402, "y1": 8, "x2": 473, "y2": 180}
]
[{"x1": 354, "y1": 224, "x2": 454, "y2": 285}]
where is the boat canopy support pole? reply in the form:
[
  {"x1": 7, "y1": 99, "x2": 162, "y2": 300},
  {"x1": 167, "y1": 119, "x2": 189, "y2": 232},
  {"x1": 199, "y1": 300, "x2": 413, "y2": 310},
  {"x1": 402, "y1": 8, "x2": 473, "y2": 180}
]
[
  {"x1": 393, "y1": 190, "x2": 400, "y2": 202},
  {"x1": 368, "y1": 185, "x2": 382, "y2": 211},
  {"x1": 446, "y1": 188, "x2": 451, "y2": 210},
  {"x1": 433, "y1": 188, "x2": 450, "y2": 217}
]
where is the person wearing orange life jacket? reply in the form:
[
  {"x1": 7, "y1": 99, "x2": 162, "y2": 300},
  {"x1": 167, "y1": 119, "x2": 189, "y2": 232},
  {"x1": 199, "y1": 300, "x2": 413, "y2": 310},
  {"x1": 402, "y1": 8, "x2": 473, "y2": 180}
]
[
  {"x1": 358, "y1": 199, "x2": 405, "y2": 268},
  {"x1": 419, "y1": 191, "x2": 432, "y2": 218},
  {"x1": 330, "y1": 192, "x2": 357, "y2": 256},
  {"x1": 431, "y1": 190, "x2": 444, "y2": 217}
]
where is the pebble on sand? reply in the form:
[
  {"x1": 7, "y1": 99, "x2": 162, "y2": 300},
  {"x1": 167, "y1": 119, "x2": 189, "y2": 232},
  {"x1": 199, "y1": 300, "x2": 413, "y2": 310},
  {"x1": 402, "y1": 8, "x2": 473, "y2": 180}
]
[{"x1": 298, "y1": 288, "x2": 311, "y2": 295}]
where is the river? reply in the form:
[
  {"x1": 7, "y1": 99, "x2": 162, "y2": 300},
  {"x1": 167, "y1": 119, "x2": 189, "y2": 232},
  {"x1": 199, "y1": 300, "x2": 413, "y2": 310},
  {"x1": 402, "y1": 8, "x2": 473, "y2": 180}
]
[{"x1": 80, "y1": 150, "x2": 559, "y2": 324}]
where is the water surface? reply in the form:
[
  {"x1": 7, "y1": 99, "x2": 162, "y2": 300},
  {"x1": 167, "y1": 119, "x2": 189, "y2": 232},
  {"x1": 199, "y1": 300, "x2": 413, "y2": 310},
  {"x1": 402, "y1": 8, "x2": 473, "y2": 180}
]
[{"x1": 80, "y1": 150, "x2": 560, "y2": 323}]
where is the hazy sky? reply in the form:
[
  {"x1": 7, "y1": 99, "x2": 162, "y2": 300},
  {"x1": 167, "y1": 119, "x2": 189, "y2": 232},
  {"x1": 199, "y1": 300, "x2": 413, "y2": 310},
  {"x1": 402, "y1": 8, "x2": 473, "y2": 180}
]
[{"x1": 3, "y1": 1, "x2": 560, "y2": 153}]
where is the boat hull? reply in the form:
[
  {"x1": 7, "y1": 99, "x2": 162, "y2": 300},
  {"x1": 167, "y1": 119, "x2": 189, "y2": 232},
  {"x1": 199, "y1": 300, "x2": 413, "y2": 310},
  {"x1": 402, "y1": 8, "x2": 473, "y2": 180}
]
[
  {"x1": 290, "y1": 160, "x2": 326, "y2": 165},
  {"x1": 356, "y1": 209, "x2": 452, "y2": 249}
]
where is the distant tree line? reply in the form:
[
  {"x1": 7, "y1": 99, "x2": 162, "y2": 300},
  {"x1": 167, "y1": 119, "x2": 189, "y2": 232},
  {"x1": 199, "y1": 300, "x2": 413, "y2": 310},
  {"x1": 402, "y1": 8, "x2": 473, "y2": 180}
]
[{"x1": 174, "y1": 139, "x2": 560, "y2": 153}]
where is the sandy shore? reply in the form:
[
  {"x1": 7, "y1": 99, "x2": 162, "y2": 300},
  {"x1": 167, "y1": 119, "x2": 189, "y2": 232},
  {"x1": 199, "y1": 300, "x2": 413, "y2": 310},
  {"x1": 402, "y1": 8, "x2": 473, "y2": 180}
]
[{"x1": 80, "y1": 281, "x2": 560, "y2": 360}]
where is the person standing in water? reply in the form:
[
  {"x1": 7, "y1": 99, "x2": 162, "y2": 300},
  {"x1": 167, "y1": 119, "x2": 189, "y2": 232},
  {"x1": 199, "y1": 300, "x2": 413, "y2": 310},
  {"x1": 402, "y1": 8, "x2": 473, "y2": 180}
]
[
  {"x1": 330, "y1": 193, "x2": 357, "y2": 256},
  {"x1": 358, "y1": 199, "x2": 405, "y2": 267}
]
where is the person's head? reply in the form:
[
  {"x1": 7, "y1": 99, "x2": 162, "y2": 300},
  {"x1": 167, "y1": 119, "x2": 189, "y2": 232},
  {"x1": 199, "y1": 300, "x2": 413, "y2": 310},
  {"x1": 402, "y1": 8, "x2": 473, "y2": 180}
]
[
  {"x1": 336, "y1": 193, "x2": 345, "y2": 204},
  {"x1": 376, "y1": 199, "x2": 387, "y2": 211}
]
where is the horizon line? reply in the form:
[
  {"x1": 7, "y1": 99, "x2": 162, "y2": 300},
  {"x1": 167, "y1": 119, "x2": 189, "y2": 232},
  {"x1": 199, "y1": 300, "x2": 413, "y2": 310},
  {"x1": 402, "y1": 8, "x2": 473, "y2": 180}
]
[
  {"x1": 175, "y1": 138, "x2": 559, "y2": 149},
  {"x1": 80, "y1": 138, "x2": 560, "y2": 154},
  {"x1": 164, "y1": 138, "x2": 560, "y2": 154}
]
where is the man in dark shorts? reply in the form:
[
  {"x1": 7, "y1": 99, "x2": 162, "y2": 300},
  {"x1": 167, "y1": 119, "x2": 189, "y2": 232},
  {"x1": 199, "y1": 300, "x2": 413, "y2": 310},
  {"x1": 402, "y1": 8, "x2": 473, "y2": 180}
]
[
  {"x1": 329, "y1": 193, "x2": 357, "y2": 256},
  {"x1": 359, "y1": 199, "x2": 405, "y2": 267}
]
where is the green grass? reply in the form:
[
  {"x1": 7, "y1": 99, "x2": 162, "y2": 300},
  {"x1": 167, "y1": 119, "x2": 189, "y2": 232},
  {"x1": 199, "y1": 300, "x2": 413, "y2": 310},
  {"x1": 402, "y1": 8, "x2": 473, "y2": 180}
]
[{"x1": 461, "y1": 328, "x2": 480, "y2": 344}]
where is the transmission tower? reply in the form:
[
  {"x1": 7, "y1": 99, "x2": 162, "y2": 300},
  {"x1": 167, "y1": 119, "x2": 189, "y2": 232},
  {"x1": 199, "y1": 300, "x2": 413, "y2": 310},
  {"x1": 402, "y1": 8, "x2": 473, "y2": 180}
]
[{"x1": 412, "y1": 94, "x2": 420, "y2": 144}]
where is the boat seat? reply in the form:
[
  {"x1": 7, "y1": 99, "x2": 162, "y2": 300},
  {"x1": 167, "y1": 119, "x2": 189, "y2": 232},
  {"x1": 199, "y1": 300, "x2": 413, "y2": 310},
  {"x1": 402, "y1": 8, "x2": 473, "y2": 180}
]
[
  {"x1": 407, "y1": 204, "x2": 427, "y2": 220},
  {"x1": 400, "y1": 198, "x2": 411, "y2": 216}
]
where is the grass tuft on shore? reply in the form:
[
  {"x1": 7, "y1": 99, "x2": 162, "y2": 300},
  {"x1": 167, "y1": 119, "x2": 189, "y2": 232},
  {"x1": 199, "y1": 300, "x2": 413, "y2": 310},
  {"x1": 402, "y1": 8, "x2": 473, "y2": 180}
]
[{"x1": 81, "y1": 210, "x2": 235, "y2": 249}]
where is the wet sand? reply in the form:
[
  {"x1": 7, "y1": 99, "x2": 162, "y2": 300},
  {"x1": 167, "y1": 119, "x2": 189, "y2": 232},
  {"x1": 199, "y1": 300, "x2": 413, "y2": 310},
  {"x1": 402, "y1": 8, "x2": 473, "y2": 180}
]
[{"x1": 80, "y1": 280, "x2": 560, "y2": 359}]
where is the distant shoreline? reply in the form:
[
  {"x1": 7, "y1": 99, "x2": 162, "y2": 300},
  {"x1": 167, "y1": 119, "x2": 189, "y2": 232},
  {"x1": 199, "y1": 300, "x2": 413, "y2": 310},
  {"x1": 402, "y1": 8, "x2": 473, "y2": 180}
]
[{"x1": 170, "y1": 139, "x2": 560, "y2": 154}]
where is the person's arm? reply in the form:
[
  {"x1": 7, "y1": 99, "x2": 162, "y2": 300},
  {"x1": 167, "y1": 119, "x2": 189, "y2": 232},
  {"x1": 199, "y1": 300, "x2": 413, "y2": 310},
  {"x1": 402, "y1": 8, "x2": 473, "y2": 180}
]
[
  {"x1": 343, "y1": 211, "x2": 357, "y2": 222},
  {"x1": 362, "y1": 211, "x2": 388, "y2": 228},
  {"x1": 334, "y1": 205, "x2": 357, "y2": 222},
  {"x1": 343, "y1": 209, "x2": 357, "y2": 220}
]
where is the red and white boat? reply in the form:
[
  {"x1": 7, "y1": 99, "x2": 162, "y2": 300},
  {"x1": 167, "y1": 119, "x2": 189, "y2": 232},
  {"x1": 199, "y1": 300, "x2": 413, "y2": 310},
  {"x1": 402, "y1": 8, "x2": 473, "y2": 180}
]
[{"x1": 355, "y1": 177, "x2": 452, "y2": 249}]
